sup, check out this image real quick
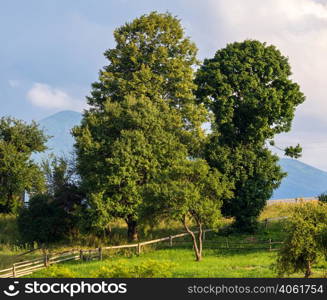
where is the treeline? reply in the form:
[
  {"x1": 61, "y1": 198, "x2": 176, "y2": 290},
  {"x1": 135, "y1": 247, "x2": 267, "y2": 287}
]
[{"x1": 0, "y1": 12, "x2": 306, "y2": 261}]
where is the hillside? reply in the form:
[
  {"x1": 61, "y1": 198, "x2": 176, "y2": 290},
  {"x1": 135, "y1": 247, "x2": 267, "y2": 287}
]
[
  {"x1": 272, "y1": 158, "x2": 327, "y2": 199},
  {"x1": 34, "y1": 111, "x2": 327, "y2": 199},
  {"x1": 33, "y1": 110, "x2": 82, "y2": 161}
]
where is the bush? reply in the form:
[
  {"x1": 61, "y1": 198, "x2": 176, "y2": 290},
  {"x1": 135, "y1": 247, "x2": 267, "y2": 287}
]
[
  {"x1": 94, "y1": 259, "x2": 175, "y2": 278},
  {"x1": 17, "y1": 194, "x2": 69, "y2": 245},
  {"x1": 275, "y1": 202, "x2": 327, "y2": 278}
]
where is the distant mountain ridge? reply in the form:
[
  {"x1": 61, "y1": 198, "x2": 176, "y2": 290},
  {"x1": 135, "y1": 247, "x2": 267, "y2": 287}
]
[
  {"x1": 35, "y1": 110, "x2": 327, "y2": 199},
  {"x1": 272, "y1": 158, "x2": 327, "y2": 199},
  {"x1": 34, "y1": 110, "x2": 82, "y2": 161}
]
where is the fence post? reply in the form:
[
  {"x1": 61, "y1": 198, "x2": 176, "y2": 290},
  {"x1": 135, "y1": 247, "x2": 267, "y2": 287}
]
[
  {"x1": 44, "y1": 253, "x2": 48, "y2": 267},
  {"x1": 264, "y1": 219, "x2": 268, "y2": 229},
  {"x1": 203, "y1": 231, "x2": 206, "y2": 241},
  {"x1": 98, "y1": 247, "x2": 103, "y2": 261},
  {"x1": 80, "y1": 250, "x2": 83, "y2": 261},
  {"x1": 169, "y1": 236, "x2": 173, "y2": 247},
  {"x1": 12, "y1": 264, "x2": 16, "y2": 278},
  {"x1": 137, "y1": 243, "x2": 141, "y2": 255},
  {"x1": 269, "y1": 239, "x2": 272, "y2": 252}
]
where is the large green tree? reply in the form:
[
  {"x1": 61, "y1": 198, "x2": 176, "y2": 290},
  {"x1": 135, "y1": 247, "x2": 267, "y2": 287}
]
[
  {"x1": 73, "y1": 12, "x2": 207, "y2": 240},
  {"x1": 195, "y1": 40, "x2": 305, "y2": 231},
  {"x1": 0, "y1": 117, "x2": 47, "y2": 213},
  {"x1": 74, "y1": 96, "x2": 188, "y2": 241}
]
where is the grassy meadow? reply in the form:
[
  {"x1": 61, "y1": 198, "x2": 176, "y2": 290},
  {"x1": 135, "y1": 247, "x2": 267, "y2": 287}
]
[{"x1": 1, "y1": 202, "x2": 327, "y2": 278}]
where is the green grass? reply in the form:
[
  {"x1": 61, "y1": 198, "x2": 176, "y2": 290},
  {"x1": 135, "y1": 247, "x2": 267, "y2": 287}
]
[
  {"x1": 28, "y1": 247, "x2": 327, "y2": 278},
  {"x1": 2, "y1": 203, "x2": 326, "y2": 278}
]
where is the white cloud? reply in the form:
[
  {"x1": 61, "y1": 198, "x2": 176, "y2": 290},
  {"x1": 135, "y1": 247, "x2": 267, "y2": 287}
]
[{"x1": 27, "y1": 83, "x2": 86, "y2": 111}]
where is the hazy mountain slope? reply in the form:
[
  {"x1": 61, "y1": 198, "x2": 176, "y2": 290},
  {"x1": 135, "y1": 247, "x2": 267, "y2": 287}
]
[
  {"x1": 272, "y1": 158, "x2": 327, "y2": 199},
  {"x1": 34, "y1": 110, "x2": 82, "y2": 160}
]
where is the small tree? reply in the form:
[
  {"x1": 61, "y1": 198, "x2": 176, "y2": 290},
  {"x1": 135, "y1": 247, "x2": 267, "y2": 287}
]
[
  {"x1": 276, "y1": 202, "x2": 327, "y2": 278},
  {"x1": 143, "y1": 159, "x2": 232, "y2": 261}
]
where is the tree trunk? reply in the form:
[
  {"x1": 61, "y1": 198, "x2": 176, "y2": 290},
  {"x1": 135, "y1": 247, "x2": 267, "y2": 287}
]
[
  {"x1": 304, "y1": 260, "x2": 312, "y2": 278},
  {"x1": 182, "y1": 216, "x2": 202, "y2": 261},
  {"x1": 126, "y1": 217, "x2": 138, "y2": 242}
]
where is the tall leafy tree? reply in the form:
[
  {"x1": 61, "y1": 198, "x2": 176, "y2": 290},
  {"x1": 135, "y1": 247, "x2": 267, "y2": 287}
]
[
  {"x1": 0, "y1": 117, "x2": 47, "y2": 213},
  {"x1": 195, "y1": 40, "x2": 305, "y2": 231},
  {"x1": 73, "y1": 12, "x2": 207, "y2": 240},
  {"x1": 74, "y1": 96, "x2": 188, "y2": 241}
]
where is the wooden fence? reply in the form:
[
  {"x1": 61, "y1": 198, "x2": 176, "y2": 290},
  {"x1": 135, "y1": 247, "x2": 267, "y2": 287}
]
[{"x1": 0, "y1": 229, "x2": 283, "y2": 278}]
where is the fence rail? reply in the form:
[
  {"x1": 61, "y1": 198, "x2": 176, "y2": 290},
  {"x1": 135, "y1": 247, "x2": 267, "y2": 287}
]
[{"x1": 0, "y1": 229, "x2": 283, "y2": 278}]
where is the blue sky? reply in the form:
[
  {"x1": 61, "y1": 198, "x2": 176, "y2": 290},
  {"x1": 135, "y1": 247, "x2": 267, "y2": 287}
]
[{"x1": 2, "y1": 0, "x2": 327, "y2": 170}]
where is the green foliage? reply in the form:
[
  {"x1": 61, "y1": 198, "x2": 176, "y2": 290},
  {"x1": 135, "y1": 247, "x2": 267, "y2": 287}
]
[
  {"x1": 317, "y1": 227, "x2": 327, "y2": 261},
  {"x1": 318, "y1": 192, "x2": 327, "y2": 203},
  {"x1": 46, "y1": 265, "x2": 77, "y2": 278},
  {"x1": 88, "y1": 11, "x2": 203, "y2": 118},
  {"x1": 41, "y1": 155, "x2": 86, "y2": 237},
  {"x1": 144, "y1": 159, "x2": 231, "y2": 228},
  {"x1": 205, "y1": 141, "x2": 285, "y2": 231},
  {"x1": 73, "y1": 12, "x2": 207, "y2": 240},
  {"x1": 17, "y1": 156, "x2": 85, "y2": 245},
  {"x1": 74, "y1": 96, "x2": 189, "y2": 240},
  {"x1": 276, "y1": 202, "x2": 327, "y2": 277},
  {"x1": 143, "y1": 159, "x2": 232, "y2": 260},
  {"x1": 284, "y1": 144, "x2": 302, "y2": 159},
  {"x1": 94, "y1": 259, "x2": 175, "y2": 278},
  {"x1": 195, "y1": 40, "x2": 304, "y2": 231},
  {"x1": 0, "y1": 117, "x2": 48, "y2": 213},
  {"x1": 0, "y1": 214, "x2": 19, "y2": 244},
  {"x1": 195, "y1": 40, "x2": 305, "y2": 146},
  {"x1": 17, "y1": 194, "x2": 70, "y2": 245}
]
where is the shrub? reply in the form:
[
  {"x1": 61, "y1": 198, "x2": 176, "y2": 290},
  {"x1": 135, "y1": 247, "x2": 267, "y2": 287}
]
[
  {"x1": 94, "y1": 259, "x2": 175, "y2": 278},
  {"x1": 275, "y1": 202, "x2": 327, "y2": 278},
  {"x1": 17, "y1": 194, "x2": 69, "y2": 245}
]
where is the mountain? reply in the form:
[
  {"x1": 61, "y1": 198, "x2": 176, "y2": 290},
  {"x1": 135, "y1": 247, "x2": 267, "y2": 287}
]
[
  {"x1": 272, "y1": 158, "x2": 327, "y2": 199},
  {"x1": 34, "y1": 110, "x2": 82, "y2": 161},
  {"x1": 34, "y1": 110, "x2": 327, "y2": 199}
]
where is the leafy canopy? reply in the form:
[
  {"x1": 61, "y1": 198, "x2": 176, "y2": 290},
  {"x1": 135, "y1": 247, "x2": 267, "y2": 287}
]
[
  {"x1": 73, "y1": 96, "x2": 188, "y2": 234},
  {"x1": 0, "y1": 117, "x2": 48, "y2": 212},
  {"x1": 73, "y1": 12, "x2": 208, "y2": 239},
  {"x1": 142, "y1": 159, "x2": 233, "y2": 260},
  {"x1": 195, "y1": 40, "x2": 305, "y2": 147},
  {"x1": 195, "y1": 40, "x2": 305, "y2": 231}
]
